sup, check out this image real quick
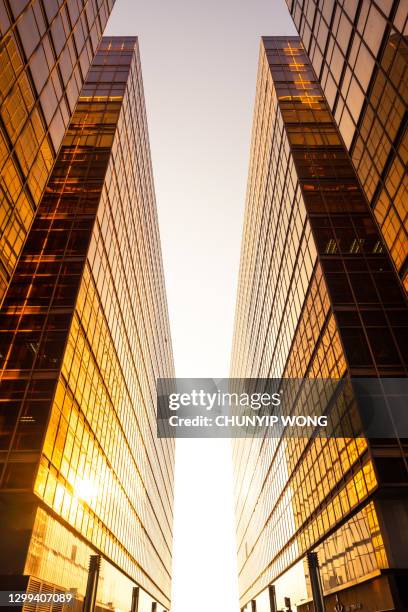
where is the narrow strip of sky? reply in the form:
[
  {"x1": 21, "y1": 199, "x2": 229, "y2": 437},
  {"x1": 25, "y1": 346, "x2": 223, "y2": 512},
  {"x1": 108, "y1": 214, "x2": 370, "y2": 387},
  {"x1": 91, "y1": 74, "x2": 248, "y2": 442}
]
[{"x1": 106, "y1": 3, "x2": 296, "y2": 611}]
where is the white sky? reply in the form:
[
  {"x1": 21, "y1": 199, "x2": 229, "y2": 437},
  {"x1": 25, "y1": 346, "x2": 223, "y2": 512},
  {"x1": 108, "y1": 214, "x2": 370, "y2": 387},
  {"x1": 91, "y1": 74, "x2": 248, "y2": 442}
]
[{"x1": 106, "y1": 2, "x2": 296, "y2": 611}]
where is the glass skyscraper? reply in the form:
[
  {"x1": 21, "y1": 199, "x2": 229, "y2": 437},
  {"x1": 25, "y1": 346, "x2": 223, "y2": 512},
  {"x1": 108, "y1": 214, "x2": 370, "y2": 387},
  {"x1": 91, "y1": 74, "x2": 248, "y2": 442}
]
[
  {"x1": 0, "y1": 37, "x2": 175, "y2": 612},
  {"x1": 0, "y1": 0, "x2": 115, "y2": 303},
  {"x1": 284, "y1": 0, "x2": 407, "y2": 289},
  {"x1": 231, "y1": 37, "x2": 407, "y2": 612}
]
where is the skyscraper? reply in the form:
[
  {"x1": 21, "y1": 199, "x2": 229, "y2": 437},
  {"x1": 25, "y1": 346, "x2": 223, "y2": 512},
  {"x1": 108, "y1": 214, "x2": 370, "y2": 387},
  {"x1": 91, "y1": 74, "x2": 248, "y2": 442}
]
[
  {"x1": 0, "y1": 0, "x2": 115, "y2": 304},
  {"x1": 0, "y1": 37, "x2": 175, "y2": 612},
  {"x1": 284, "y1": 0, "x2": 407, "y2": 289},
  {"x1": 231, "y1": 37, "x2": 407, "y2": 612}
]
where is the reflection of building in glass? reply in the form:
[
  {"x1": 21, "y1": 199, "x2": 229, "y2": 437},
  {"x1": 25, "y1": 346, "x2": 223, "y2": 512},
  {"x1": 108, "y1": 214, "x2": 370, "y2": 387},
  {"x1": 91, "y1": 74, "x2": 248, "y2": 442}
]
[
  {"x1": 231, "y1": 37, "x2": 408, "y2": 612},
  {"x1": 285, "y1": 0, "x2": 407, "y2": 289},
  {"x1": 0, "y1": 0, "x2": 115, "y2": 303},
  {"x1": 0, "y1": 37, "x2": 175, "y2": 612}
]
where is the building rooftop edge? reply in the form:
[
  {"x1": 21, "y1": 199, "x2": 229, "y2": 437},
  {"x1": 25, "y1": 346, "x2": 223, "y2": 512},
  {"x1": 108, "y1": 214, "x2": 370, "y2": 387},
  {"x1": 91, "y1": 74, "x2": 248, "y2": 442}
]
[
  {"x1": 101, "y1": 35, "x2": 139, "y2": 41},
  {"x1": 261, "y1": 35, "x2": 301, "y2": 40}
]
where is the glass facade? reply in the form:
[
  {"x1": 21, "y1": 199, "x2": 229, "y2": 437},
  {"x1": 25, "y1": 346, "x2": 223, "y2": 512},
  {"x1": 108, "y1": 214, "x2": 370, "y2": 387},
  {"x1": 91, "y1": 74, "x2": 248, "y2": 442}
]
[
  {"x1": 0, "y1": 37, "x2": 175, "y2": 612},
  {"x1": 231, "y1": 37, "x2": 408, "y2": 612},
  {"x1": 0, "y1": 0, "x2": 115, "y2": 304},
  {"x1": 285, "y1": 0, "x2": 408, "y2": 290}
]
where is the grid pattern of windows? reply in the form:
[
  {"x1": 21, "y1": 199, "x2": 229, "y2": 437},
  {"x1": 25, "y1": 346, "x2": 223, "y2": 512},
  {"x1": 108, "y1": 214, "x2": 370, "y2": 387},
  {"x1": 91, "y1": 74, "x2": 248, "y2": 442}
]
[
  {"x1": 285, "y1": 0, "x2": 408, "y2": 288},
  {"x1": 231, "y1": 37, "x2": 408, "y2": 610},
  {"x1": 24, "y1": 507, "x2": 155, "y2": 612},
  {"x1": 0, "y1": 38, "x2": 175, "y2": 611},
  {"x1": 306, "y1": 501, "x2": 387, "y2": 595},
  {"x1": 0, "y1": 0, "x2": 115, "y2": 304}
]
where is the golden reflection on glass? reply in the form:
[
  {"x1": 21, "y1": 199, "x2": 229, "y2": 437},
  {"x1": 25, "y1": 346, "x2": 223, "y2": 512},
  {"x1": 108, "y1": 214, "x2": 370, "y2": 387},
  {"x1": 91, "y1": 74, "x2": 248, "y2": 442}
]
[
  {"x1": 0, "y1": 37, "x2": 174, "y2": 612},
  {"x1": 285, "y1": 0, "x2": 407, "y2": 284},
  {"x1": 0, "y1": 1, "x2": 115, "y2": 304},
  {"x1": 231, "y1": 36, "x2": 405, "y2": 610}
]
